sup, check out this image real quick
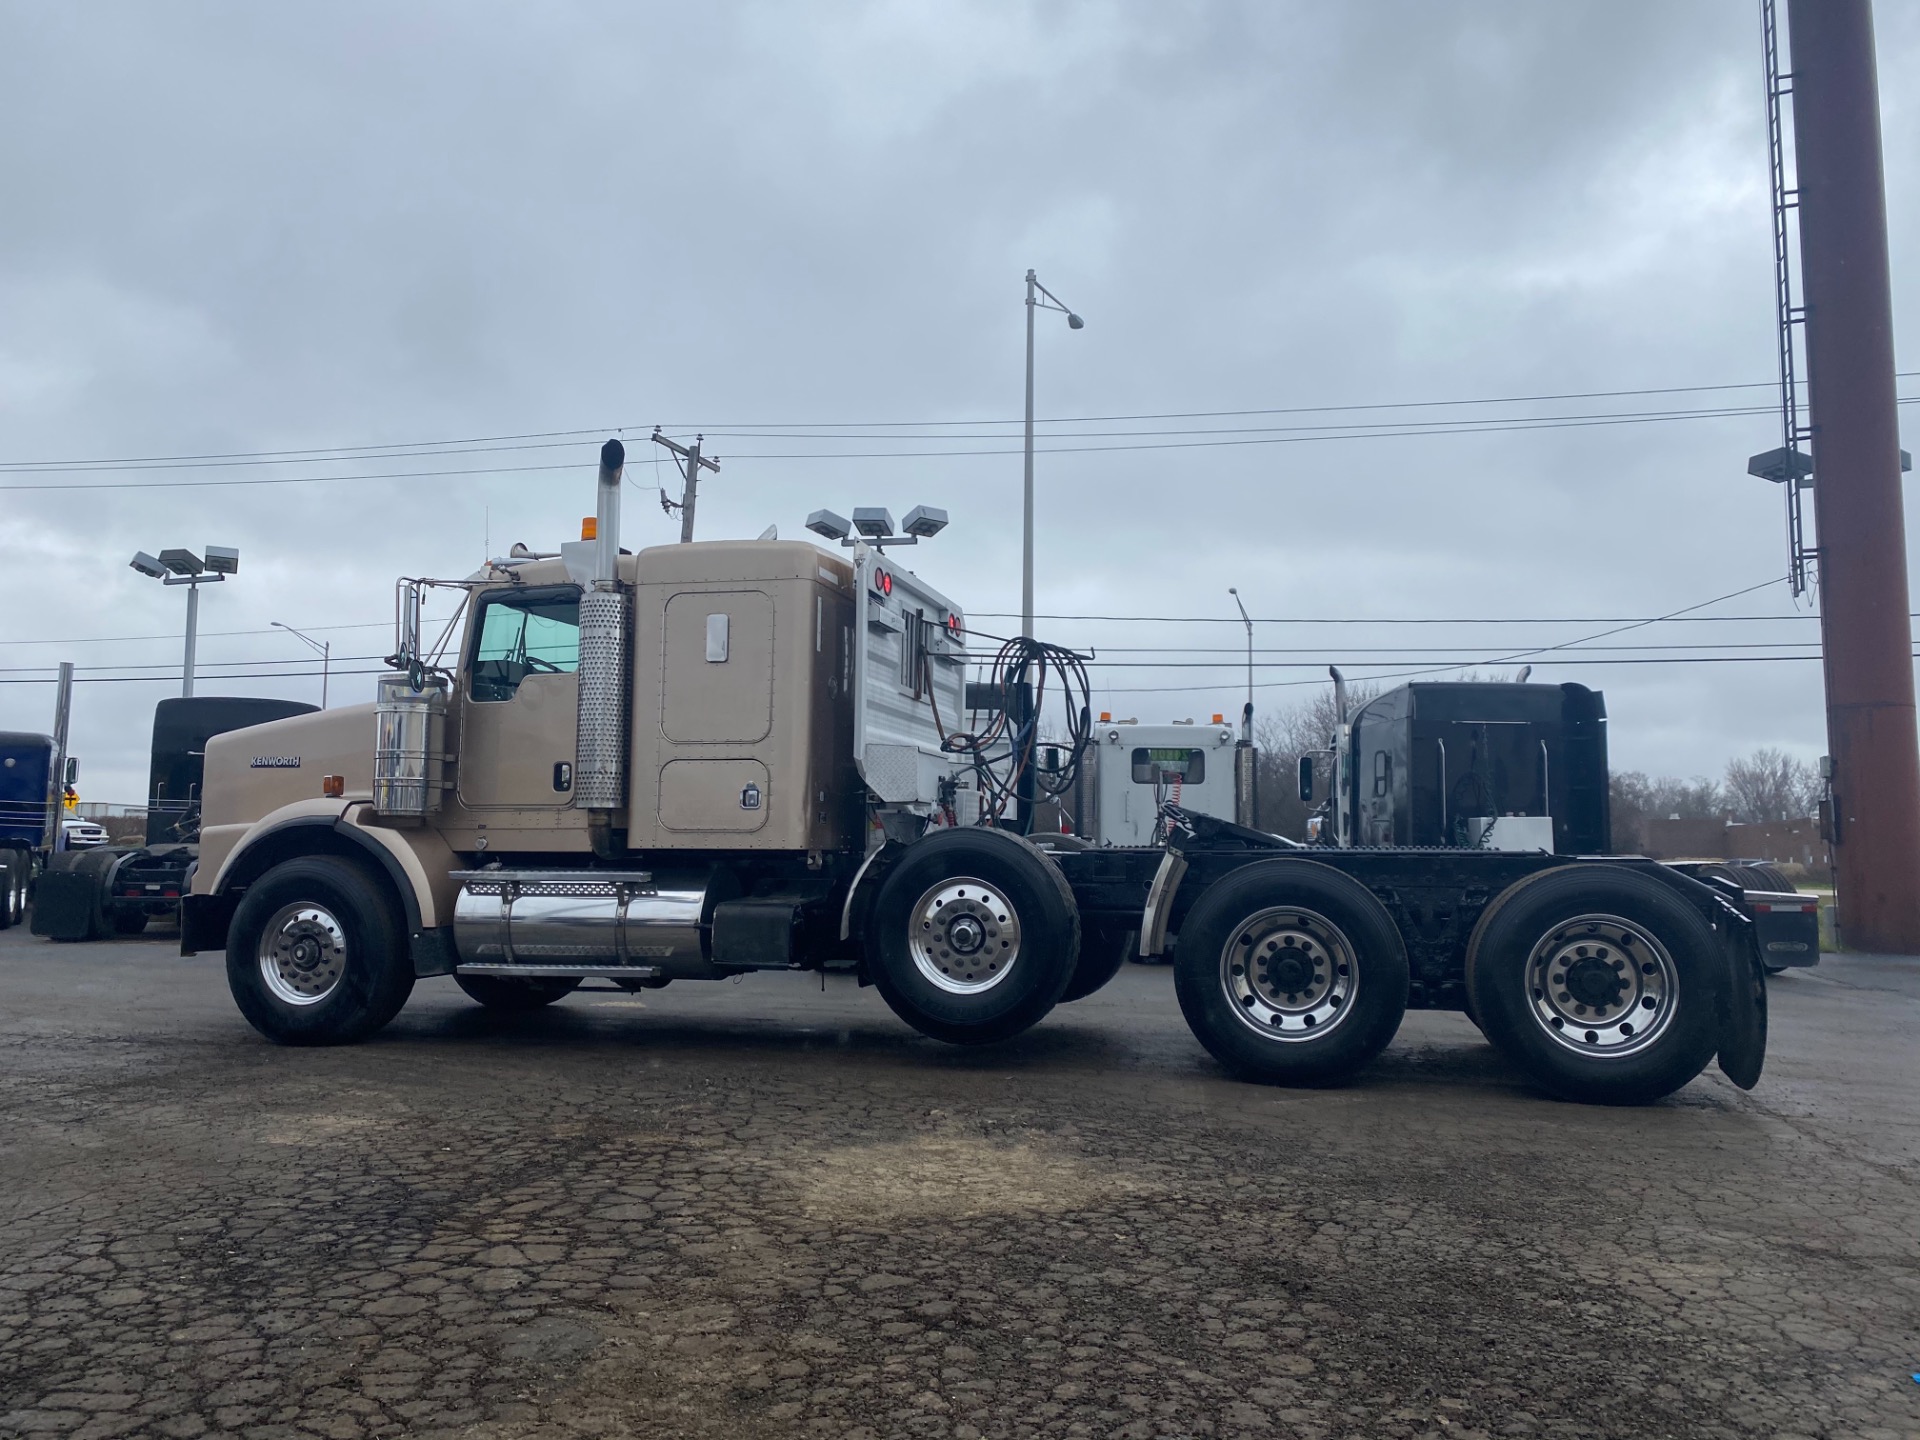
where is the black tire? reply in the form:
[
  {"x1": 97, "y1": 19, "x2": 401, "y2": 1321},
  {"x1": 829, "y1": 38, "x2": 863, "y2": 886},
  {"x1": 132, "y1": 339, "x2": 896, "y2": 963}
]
[
  {"x1": 1173, "y1": 858, "x2": 1408, "y2": 1086},
  {"x1": 1465, "y1": 864, "x2": 1721, "y2": 1105},
  {"x1": 0, "y1": 855, "x2": 17, "y2": 930},
  {"x1": 1058, "y1": 921, "x2": 1133, "y2": 1003},
  {"x1": 455, "y1": 974, "x2": 580, "y2": 1011},
  {"x1": 868, "y1": 827, "x2": 1079, "y2": 1045},
  {"x1": 111, "y1": 908, "x2": 150, "y2": 935},
  {"x1": 225, "y1": 856, "x2": 415, "y2": 1045}
]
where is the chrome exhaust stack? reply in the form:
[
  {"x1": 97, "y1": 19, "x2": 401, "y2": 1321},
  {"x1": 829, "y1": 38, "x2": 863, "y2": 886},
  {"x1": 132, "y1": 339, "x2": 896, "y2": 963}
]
[{"x1": 576, "y1": 440, "x2": 631, "y2": 844}]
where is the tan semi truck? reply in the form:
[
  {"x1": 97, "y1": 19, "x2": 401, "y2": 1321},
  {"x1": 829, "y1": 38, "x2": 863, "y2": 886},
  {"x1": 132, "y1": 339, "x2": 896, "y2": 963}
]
[
  {"x1": 185, "y1": 440, "x2": 1770, "y2": 1103},
  {"x1": 185, "y1": 440, "x2": 1102, "y2": 1051}
]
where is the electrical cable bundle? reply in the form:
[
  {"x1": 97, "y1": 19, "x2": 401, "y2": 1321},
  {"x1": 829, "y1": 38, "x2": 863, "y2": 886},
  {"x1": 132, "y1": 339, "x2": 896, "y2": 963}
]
[{"x1": 931, "y1": 635, "x2": 1094, "y2": 828}]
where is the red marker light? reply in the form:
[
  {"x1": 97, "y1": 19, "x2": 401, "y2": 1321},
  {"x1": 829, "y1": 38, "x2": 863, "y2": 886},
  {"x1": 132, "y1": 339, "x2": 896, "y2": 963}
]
[{"x1": 876, "y1": 570, "x2": 892, "y2": 596}]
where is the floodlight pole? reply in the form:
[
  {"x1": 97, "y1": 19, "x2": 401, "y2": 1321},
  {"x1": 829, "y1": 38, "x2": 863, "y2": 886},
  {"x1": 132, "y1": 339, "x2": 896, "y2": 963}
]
[{"x1": 182, "y1": 582, "x2": 199, "y2": 699}]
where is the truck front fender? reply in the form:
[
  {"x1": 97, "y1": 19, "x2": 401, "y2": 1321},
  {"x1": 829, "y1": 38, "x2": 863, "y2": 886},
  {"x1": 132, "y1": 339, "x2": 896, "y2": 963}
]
[{"x1": 194, "y1": 803, "x2": 458, "y2": 975}]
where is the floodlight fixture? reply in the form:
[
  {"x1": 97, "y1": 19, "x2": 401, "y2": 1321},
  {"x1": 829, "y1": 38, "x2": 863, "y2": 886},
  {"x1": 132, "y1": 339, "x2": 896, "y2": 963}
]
[
  {"x1": 1747, "y1": 447, "x2": 1815, "y2": 487},
  {"x1": 902, "y1": 505, "x2": 948, "y2": 539},
  {"x1": 157, "y1": 547, "x2": 204, "y2": 576},
  {"x1": 131, "y1": 541, "x2": 237, "y2": 697},
  {"x1": 806, "y1": 509, "x2": 852, "y2": 542},
  {"x1": 852, "y1": 507, "x2": 895, "y2": 540}
]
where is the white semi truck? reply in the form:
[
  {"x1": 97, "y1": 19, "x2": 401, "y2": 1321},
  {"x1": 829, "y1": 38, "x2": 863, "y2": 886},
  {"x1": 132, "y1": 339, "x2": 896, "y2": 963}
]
[
  {"x1": 1082, "y1": 718, "x2": 1241, "y2": 847},
  {"x1": 184, "y1": 440, "x2": 1769, "y2": 1103}
]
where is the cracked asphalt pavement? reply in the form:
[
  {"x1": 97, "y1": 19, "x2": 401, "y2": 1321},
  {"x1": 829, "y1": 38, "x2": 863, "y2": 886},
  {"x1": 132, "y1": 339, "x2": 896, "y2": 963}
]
[{"x1": 1, "y1": 928, "x2": 1916, "y2": 1440}]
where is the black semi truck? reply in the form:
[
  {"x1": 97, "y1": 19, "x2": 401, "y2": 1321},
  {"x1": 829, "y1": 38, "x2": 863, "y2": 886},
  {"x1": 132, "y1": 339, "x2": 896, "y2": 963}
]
[
  {"x1": 33, "y1": 696, "x2": 314, "y2": 940},
  {"x1": 1294, "y1": 676, "x2": 1818, "y2": 973}
]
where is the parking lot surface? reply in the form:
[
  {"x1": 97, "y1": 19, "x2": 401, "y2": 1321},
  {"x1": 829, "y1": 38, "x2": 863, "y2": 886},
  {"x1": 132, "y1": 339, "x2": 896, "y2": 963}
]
[{"x1": 1, "y1": 930, "x2": 1916, "y2": 1440}]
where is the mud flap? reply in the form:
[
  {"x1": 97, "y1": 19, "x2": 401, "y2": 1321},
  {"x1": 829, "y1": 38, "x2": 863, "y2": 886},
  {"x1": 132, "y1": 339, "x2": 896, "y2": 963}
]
[{"x1": 1715, "y1": 928, "x2": 1768, "y2": 1090}]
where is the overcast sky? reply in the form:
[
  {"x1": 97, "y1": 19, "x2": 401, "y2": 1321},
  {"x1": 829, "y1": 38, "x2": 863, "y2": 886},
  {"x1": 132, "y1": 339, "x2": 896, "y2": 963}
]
[{"x1": 4, "y1": 1, "x2": 1918, "y2": 806}]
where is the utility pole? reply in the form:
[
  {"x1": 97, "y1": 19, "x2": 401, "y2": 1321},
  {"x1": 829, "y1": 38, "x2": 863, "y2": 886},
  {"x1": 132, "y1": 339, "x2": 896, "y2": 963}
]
[
  {"x1": 652, "y1": 429, "x2": 721, "y2": 543},
  {"x1": 1786, "y1": 0, "x2": 1920, "y2": 952}
]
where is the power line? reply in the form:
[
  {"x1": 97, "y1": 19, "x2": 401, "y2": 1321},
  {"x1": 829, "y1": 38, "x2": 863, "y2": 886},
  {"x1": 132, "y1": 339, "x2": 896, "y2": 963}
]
[
  {"x1": 8, "y1": 375, "x2": 1916, "y2": 481},
  {"x1": 0, "y1": 406, "x2": 1843, "y2": 492},
  {"x1": 0, "y1": 619, "x2": 457, "y2": 648},
  {"x1": 0, "y1": 666, "x2": 394, "y2": 687}
]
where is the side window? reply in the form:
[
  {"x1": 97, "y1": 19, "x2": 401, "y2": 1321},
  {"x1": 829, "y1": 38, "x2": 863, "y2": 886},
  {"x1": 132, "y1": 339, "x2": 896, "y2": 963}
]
[
  {"x1": 469, "y1": 589, "x2": 581, "y2": 702},
  {"x1": 1131, "y1": 747, "x2": 1206, "y2": 785},
  {"x1": 1373, "y1": 750, "x2": 1393, "y2": 797}
]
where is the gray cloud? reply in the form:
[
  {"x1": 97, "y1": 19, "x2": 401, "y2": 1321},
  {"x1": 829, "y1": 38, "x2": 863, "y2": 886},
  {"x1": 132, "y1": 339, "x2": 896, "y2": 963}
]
[{"x1": 3, "y1": 1, "x2": 1915, "y2": 803}]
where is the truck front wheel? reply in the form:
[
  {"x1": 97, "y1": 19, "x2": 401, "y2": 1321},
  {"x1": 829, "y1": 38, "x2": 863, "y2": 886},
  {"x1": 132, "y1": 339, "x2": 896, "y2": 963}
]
[
  {"x1": 868, "y1": 827, "x2": 1080, "y2": 1045},
  {"x1": 225, "y1": 856, "x2": 415, "y2": 1046},
  {"x1": 1464, "y1": 865, "x2": 1719, "y2": 1105},
  {"x1": 1173, "y1": 859, "x2": 1408, "y2": 1086}
]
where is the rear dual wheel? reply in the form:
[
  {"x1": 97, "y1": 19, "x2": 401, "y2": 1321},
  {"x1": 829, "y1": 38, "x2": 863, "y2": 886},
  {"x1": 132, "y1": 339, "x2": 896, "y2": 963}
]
[
  {"x1": 1174, "y1": 859, "x2": 1409, "y2": 1086},
  {"x1": 1465, "y1": 865, "x2": 1719, "y2": 1105}
]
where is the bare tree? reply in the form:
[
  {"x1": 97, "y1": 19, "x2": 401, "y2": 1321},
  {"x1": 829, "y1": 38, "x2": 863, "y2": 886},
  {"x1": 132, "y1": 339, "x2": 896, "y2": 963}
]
[
  {"x1": 1252, "y1": 679, "x2": 1379, "y2": 838},
  {"x1": 1609, "y1": 771, "x2": 1727, "y2": 852},
  {"x1": 1723, "y1": 748, "x2": 1821, "y2": 824}
]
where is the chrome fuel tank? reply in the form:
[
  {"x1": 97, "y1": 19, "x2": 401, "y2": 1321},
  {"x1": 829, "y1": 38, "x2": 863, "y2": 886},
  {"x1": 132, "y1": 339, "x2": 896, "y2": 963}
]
[{"x1": 451, "y1": 868, "x2": 719, "y2": 978}]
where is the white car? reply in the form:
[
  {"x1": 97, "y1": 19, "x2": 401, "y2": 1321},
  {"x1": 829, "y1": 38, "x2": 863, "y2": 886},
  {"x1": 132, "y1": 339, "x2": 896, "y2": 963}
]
[{"x1": 60, "y1": 818, "x2": 108, "y2": 849}]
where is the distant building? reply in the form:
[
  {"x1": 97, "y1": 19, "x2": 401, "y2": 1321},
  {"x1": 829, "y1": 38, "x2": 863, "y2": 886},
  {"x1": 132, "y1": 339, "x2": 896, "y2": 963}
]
[{"x1": 1643, "y1": 815, "x2": 1830, "y2": 875}]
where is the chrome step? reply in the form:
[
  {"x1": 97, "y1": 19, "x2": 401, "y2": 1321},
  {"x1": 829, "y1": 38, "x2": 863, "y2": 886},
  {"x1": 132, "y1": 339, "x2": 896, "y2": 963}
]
[{"x1": 454, "y1": 962, "x2": 665, "y2": 980}]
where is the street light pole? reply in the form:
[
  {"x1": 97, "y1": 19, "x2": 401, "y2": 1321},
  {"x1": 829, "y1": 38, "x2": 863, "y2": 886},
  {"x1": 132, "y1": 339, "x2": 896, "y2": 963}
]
[
  {"x1": 273, "y1": 622, "x2": 332, "y2": 708},
  {"x1": 1021, "y1": 269, "x2": 1084, "y2": 638},
  {"x1": 1229, "y1": 588, "x2": 1253, "y2": 716},
  {"x1": 1023, "y1": 271, "x2": 1038, "y2": 637}
]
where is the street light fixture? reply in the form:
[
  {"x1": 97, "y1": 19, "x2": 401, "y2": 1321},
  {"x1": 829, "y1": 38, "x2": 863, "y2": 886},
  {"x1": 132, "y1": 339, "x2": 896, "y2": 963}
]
[
  {"x1": 129, "y1": 544, "x2": 238, "y2": 697},
  {"x1": 273, "y1": 621, "x2": 332, "y2": 709},
  {"x1": 1023, "y1": 268, "x2": 1084, "y2": 637}
]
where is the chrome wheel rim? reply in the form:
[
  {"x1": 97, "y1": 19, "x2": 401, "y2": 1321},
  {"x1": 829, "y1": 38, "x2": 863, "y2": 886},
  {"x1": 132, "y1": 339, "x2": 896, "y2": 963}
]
[
  {"x1": 1221, "y1": 906, "x2": 1356, "y2": 1043},
  {"x1": 257, "y1": 902, "x2": 348, "y2": 1006},
  {"x1": 1524, "y1": 913, "x2": 1677, "y2": 1057},
  {"x1": 908, "y1": 876, "x2": 1021, "y2": 994}
]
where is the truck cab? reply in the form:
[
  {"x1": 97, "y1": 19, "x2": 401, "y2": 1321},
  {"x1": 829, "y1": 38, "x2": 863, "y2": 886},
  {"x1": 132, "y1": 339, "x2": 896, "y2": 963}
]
[
  {"x1": 1083, "y1": 718, "x2": 1240, "y2": 847},
  {"x1": 1311, "y1": 680, "x2": 1610, "y2": 853}
]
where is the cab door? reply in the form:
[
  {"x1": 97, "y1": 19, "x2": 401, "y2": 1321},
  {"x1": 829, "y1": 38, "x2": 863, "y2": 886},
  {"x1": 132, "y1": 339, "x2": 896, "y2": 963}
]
[{"x1": 457, "y1": 586, "x2": 581, "y2": 810}]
